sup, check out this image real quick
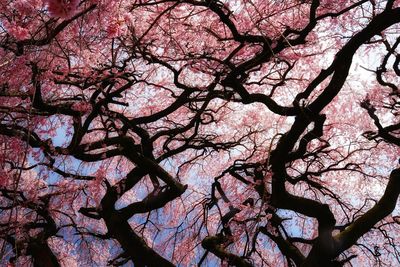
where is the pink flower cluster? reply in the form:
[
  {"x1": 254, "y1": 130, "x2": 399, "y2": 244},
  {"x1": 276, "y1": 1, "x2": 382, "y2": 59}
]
[
  {"x1": 106, "y1": 21, "x2": 121, "y2": 38},
  {"x1": 4, "y1": 21, "x2": 30, "y2": 40},
  {"x1": 46, "y1": 0, "x2": 79, "y2": 18},
  {"x1": 71, "y1": 101, "x2": 92, "y2": 113}
]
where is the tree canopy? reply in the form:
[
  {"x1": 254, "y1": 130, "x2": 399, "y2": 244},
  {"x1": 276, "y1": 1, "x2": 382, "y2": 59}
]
[{"x1": 1, "y1": 0, "x2": 400, "y2": 266}]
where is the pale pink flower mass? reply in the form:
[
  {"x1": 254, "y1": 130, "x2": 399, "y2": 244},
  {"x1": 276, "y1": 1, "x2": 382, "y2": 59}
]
[{"x1": 4, "y1": 21, "x2": 30, "y2": 40}]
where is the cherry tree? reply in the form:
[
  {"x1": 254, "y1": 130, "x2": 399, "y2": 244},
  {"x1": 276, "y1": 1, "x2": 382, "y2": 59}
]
[{"x1": 1, "y1": 0, "x2": 400, "y2": 266}]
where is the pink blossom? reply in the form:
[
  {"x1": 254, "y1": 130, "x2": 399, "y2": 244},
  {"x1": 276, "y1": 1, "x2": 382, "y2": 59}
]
[
  {"x1": 71, "y1": 101, "x2": 92, "y2": 113},
  {"x1": 46, "y1": 0, "x2": 79, "y2": 18},
  {"x1": 4, "y1": 21, "x2": 30, "y2": 40},
  {"x1": 123, "y1": 12, "x2": 134, "y2": 26},
  {"x1": 0, "y1": 172, "x2": 8, "y2": 187},
  {"x1": 13, "y1": 0, "x2": 36, "y2": 15},
  {"x1": 106, "y1": 21, "x2": 122, "y2": 38}
]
